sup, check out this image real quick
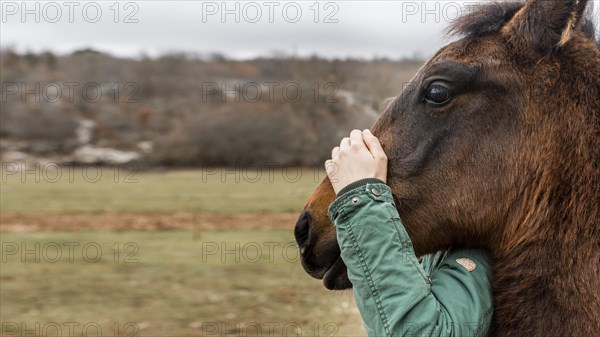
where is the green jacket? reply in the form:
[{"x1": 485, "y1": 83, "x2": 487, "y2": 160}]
[{"x1": 328, "y1": 179, "x2": 493, "y2": 337}]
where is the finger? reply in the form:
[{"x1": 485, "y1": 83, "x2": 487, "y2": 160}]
[
  {"x1": 340, "y1": 137, "x2": 351, "y2": 151},
  {"x1": 324, "y1": 160, "x2": 338, "y2": 182},
  {"x1": 349, "y1": 129, "x2": 366, "y2": 150},
  {"x1": 331, "y1": 146, "x2": 340, "y2": 160},
  {"x1": 324, "y1": 159, "x2": 338, "y2": 175},
  {"x1": 362, "y1": 129, "x2": 387, "y2": 159},
  {"x1": 324, "y1": 159, "x2": 334, "y2": 171}
]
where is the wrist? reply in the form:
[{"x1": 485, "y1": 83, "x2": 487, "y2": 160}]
[{"x1": 337, "y1": 178, "x2": 386, "y2": 198}]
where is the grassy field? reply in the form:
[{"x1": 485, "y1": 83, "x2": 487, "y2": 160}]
[
  {"x1": 0, "y1": 167, "x2": 325, "y2": 213},
  {"x1": 1, "y1": 231, "x2": 364, "y2": 336},
  {"x1": 0, "y1": 168, "x2": 366, "y2": 336}
]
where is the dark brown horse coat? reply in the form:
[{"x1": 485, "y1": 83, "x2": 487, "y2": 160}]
[{"x1": 295, "y1": 1, "x2": 600, "y2": 336}]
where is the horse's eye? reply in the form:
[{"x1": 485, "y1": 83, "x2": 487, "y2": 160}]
[{"x1": 424, "y1": 82, "x2": 451, "y2": 106}]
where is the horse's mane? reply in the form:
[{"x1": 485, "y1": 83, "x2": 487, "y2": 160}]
[{"x1": 448, "y1": 1, "x2": 599, "y2": 46}]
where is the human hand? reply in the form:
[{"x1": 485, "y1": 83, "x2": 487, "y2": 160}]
[{"x1": 325, "y1": 129, "x2": 388, "y2": 195}]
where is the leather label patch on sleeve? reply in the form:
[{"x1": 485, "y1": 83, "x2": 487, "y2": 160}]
[{"x1": 456, "y1": 258, "x2": 477, "y2": 272}]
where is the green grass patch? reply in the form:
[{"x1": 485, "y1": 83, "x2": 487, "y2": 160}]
[
  {"x1": 0, "y1": 230, "x2": 364, "y2": 336},
  {"x1": 0, "y1": 167, "x2": 324, "y2": 214}
]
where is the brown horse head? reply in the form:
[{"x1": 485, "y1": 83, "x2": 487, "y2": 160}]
[{"x1": 295, "y1": 0, "x2": 599, "y2": 335}]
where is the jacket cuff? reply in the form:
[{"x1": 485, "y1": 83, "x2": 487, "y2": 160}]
[
  {"x1": 327, "y1": 182, "x2": 394, "y2": 223},
  {"x1": 337, "y1": 178, "x2": 386, "y2": 198}
]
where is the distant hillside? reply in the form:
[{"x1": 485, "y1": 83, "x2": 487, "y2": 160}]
[{"x1": 0, "y1": 49, "x2": 423, "y2": 167}]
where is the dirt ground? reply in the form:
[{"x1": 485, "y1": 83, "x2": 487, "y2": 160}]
[{"x1": 0, "y1": 212, "x2": 300, "y2": 232}]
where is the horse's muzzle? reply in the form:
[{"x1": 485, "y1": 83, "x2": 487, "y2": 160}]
[{"x1": 294, "y1": 210, "x2": 352, "y2": 290}]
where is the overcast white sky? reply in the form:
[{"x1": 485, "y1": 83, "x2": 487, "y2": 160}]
[{"x1": 1, "y1": 1, "x2": 599, "y2": 59}]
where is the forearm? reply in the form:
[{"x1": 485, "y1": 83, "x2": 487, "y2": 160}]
[{"x1": 328, "y1": 182, "x2": 493, "y2": 337}]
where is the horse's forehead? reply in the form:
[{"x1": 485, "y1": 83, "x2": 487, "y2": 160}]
[{"x1": 431, "y1": 37, "x2": 508, "y2": 67}]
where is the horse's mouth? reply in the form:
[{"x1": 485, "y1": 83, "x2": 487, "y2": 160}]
[{"x1": 322, "y1": 256, "x2": 352, "y2": 290}]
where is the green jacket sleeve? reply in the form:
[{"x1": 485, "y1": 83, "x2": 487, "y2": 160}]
[{"x1": 327, "y1": 181, "x2": 493, "y2": 337}]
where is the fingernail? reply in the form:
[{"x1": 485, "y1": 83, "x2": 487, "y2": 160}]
[{"x1": 364, "y1": 129, "x2": 371, "y2": 134}]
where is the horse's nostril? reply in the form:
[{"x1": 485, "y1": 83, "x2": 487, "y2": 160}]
[{"x1": 294, "y1": 211, "x2": 312, "y2": 250}]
